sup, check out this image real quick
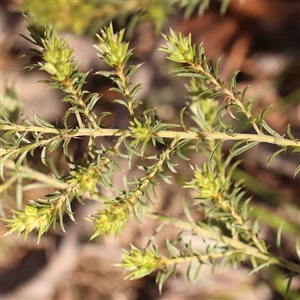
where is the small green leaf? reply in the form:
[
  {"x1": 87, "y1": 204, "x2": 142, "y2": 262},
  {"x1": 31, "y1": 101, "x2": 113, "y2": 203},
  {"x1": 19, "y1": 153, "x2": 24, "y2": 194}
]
[
  {"x1": 220, "y1": 0, "x2": 231, "y2": 14},
  {"x1": 245, "y1": 93, "x2": 254, "y2": 112},
  {"x1": 34, "y1": 114, "x2": 54, "y2": 128},
  {"x1": 258, "y1": 106, "x2": 281, "y2": 137},
  {"x1": 212, "y1": 57, "x2": 221, "y2": 79},
  {"x1": 267, "y1": 148, "x2": 286, "y2": 166},
  {"x1": 0, "y1": 153, "x2": 12, "y2": 180},
  {"x1": 192, "y1": 262, "x2": 202, "y2": 282},
  {"x1": 246, "y1": 262, "x2": 269, "y2": 277},
  {"x1": 130, "y1": 83, "x2": 143, "y2": 99},
  {"x1": 179, "y1": 107, "x2": 188, "y2": 131},
  {"x1": 186, "y1": 262, "x2": 193, "y2": 282},
  {"x1": 161, "y1": 175, "x2": 172, "y2": 184},
  {"x1": 166, "y1": 160, "x2": 178, "y2": 173},
  {"x1": 250, "y1": 256, "x2": 258, "y2": 269},
  {"x1": 198, "y1": 1, "x2": 210, "y2": 15},
  {"x1": 218, "y1": 106, "x2": 233, "y2": 132},
  {"x1": 86, "y1": 94, "x2": 101, "y2": 111},
  {"x1": 208, "y1": 140, "x2": 223, "y2": 168},
  {"x1": 41, "y1": 146, "x2": 48, "y2": 166},
  {"x1": 259, "y1": 105, "x2": 272, "y2": 128},
  {"x1": 284, "y1": 277, "x2": 293, "y2": 300},
  {"x1": 114, "y1": 99, "x2": 129, "y2": 108},
  {"x1": 126, "y1": 63, "x2": 143, "y2": 79},
  {"x1": 294, "y1": 165, "x2": 300, "y2": 178},
  {"x1": 166, "y1": 240, "x2": 181, "y2": 257},
  {"x1": 209, "y1": 91, "x2": 223, "y2": 99},
  {"x1": 252, "y1": 217, "x2": 260, "y2": 235},
  {"x1": 15, "y1": 144, "x2": 36, "y2": 170},
  {"x1": 95, "y1": 70, "x2": 115, "y2": 78},
  {"x1": 229, "y1": 70, "x2": 239, "y2": 95},
  {"x1": 230, "y1": 141, "x2": 259, "y2": 157},
  {"x1": 262, "y1": 121, "x2": 281, "y2": 137},
  {"x1": 241, "y1": 85, "x2": 251, "y2": 103},
  {"x1": 174, "y1": 72, "x2": 204, "y2": 78},
  {"x1": 49, "y1": 139, "x2": 62, "y2": 152},
  {"x1": 276, "y1": 221, "x2": 285, "y2": 253},
  {"x1": 287, "y1": 124, "x2": 297, "y2": 142}
]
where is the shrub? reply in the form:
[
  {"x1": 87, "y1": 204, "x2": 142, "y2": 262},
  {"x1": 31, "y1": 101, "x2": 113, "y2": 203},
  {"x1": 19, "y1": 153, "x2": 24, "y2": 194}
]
[{"x1": 1, "y1": 3, "x2": 300, "y2": 298}]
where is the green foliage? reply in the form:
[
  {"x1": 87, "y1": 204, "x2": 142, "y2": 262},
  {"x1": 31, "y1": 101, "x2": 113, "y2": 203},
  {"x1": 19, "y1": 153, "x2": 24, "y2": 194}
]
[
  {"x1": 117, "y1": 244, "x2": 163, "y2": 280},
  {"x1": 20, "y1": 0, "x2": 235, "y2": 36},
  {"x1": 3, "y1": 204, "x2": 52, "y2": 243},
  {"x1": 1, "y1": 12, "x2": 300, "y2": 297},
  {"x1": 88, "y1": 201, "x2": 130, "y2": 239}
]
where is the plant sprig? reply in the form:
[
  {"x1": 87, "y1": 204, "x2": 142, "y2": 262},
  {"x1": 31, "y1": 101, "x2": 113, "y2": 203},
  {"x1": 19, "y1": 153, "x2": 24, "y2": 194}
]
[{"x1": 1, "y1": 16, "x2": 299, "y2": 296}]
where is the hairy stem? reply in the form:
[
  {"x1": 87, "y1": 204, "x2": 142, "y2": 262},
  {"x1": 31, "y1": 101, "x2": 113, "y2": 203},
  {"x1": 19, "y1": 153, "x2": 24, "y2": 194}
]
[
  {"x1": 158, "y1": 250, "x2": 241, "y2": 268},
  {"x1": 191, "y1": 63, "x2": 262, "y2": 135},
  {"x1": 1, "y1": 125, "x2": 299, "y2": 149},
  {"x1": 151, "y1": 214, "x2": 300, "y2": 274}
]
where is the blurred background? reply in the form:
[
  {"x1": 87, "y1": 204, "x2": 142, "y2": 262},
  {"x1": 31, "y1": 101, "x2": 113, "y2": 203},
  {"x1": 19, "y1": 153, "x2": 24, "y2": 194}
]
[{"x1": 1, "y1": 0, "x2": 300, "y2": 299}]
